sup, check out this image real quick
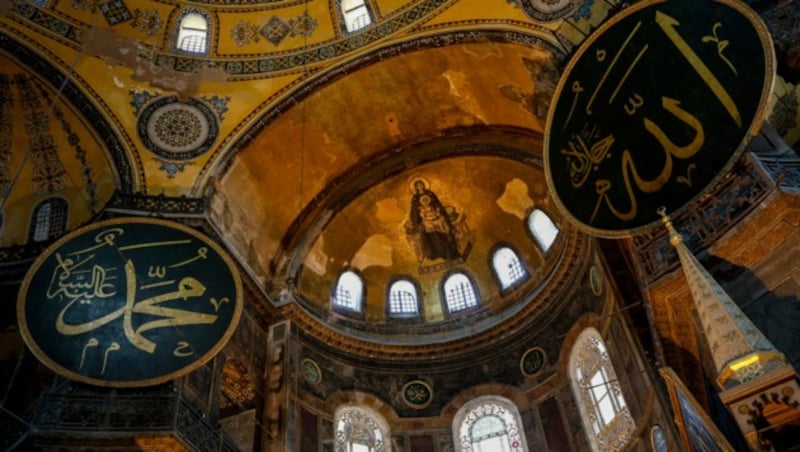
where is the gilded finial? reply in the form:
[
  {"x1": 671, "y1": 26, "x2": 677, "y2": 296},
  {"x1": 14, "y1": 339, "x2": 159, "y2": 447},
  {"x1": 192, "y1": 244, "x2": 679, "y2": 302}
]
[{"x1": 657, "y1": 206, "x2": 684, "y2": 246}]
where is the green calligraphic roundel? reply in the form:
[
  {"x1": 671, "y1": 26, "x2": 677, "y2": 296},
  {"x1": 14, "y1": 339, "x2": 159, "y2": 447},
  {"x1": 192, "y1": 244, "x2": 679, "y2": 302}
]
[
  {"x1": 17, "y1": 218, "x2": 243, "y2": 387},
  {"x1": 402, "y1": 380, "x2": 433, "y2": 409},
  {"x1": 544, "y1": 0, "x2": 774, "y2": 237},
  {"x1": 301, "y1": 358, "x2": 322, "y2": 385},
  {"x1": 520, "y1": 347, "x2": 547, "y2": 377}
]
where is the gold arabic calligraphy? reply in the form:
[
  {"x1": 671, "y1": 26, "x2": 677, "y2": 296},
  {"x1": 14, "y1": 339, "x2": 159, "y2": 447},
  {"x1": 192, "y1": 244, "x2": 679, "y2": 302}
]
[
  {"x1": 559, "y1": 11, "x2": 742, "y2": 225},
  {"x1": 45, "y1": 229, "x2": 226, "y2": 375}
]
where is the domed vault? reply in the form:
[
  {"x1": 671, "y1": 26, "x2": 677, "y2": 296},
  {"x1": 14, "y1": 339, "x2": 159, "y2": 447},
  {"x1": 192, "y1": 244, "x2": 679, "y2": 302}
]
[
  {"x1": 8, "y1": 0, "x2": 797, "y2": 449},
  {"x1": 208, "y1": 38, "x2": 578, "y2": 349}
]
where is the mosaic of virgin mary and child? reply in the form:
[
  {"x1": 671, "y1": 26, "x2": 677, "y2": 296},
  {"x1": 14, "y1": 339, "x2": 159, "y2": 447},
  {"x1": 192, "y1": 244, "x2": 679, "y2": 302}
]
[{"x1": 404, "y1": 178, "x2": 472, "y2": 274}]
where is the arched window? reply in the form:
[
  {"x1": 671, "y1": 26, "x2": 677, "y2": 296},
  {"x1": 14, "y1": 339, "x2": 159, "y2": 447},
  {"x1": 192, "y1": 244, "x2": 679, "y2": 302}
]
[
  {"x1": 388, "y1": 279, "x2": 420, "y2": 317},
  {"x1": 491, "y1": 246, "x2": 528, "y2": 290},
  {"x1": 334, "y1": 270, "x2": 364, "y2": 313},
  {"x1": 452, "y1": 395, "x2": 528, "y2": 452},
  {"x1": 341, "y1": 0, "x2": 372, "y2": 33},
  {"x1": 442, "y1": 271, "x2": 479, "y2": 314},
  {"x1": 177, "y1": 12, "x2": 209, "y2": 54},
  {"x1": 569, "y1": 327, "x2": 635, "y2": 451},
  {"x1": 29, "y1": 197, "x2": 67, "y2": 243},
  {"x1": 335, "y1": 405, "x2": 389, "y2": 452},
  {"x1": 527, "y1": 209, "x2": 559, "y2": 252}
]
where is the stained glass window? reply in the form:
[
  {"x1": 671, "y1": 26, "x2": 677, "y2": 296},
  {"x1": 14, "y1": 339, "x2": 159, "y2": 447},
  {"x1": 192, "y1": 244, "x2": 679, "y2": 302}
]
[
  {"x1": 569, "y1": 328, "x2": 635, "y2": 451},
  {"x1": 453, "y1": 396, "x2": 528, "y2": 452},
  {"x1": 335, "y1": 406, "x2": 388, "y2": 452}
]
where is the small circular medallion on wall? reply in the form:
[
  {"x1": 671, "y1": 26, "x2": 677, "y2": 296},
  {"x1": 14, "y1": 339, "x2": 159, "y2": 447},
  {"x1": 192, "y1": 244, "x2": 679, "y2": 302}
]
[
  {"x1": 589, "y1": 264, "x2": 603, "y2": 296},
  {"x1": 301, "y1": 358, "x2": 322, "y2": 385},
  {"x1": 402, "y1": 380, "x2": 433, "y2": 409},
  {"x1": 137, "y1": 96, "x2": 219, "y2": 160},
  {"x1": 520, "y1": 347, "x2": 547, "y2": 377}
]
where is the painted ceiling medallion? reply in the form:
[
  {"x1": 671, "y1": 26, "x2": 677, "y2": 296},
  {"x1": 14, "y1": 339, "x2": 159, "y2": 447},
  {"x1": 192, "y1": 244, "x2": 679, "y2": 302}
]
[
  {"x1": 517, "y1": 0, "x2": 583, "y2": 21},
  {"x1": 138, "y1": 96, "x2": 218, "y2": 161}
]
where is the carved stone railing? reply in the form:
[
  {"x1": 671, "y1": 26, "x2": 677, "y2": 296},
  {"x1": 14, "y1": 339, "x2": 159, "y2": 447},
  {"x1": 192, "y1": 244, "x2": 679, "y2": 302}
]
[
  {"x1": 29, "y1": 388, "x2": 238, "y2": 451},
  {"x1": 0, "y1": 242, "x2": 49, "y2": 265},
  {"x1": 632, "y1": 153, "x2": 775, "y2": 283},
  {"x1": 0, "y1": 241, "x2": 50, "y2": 285},
  {"x1": 32, "y1": 393, "x2": 177, "y2": 432},
  {"x1": 176, "y1": 398, "x2": 239, "y2": 452},
  {"x1": 0, "y1": 405, "x2": 29, "y2": 451}
]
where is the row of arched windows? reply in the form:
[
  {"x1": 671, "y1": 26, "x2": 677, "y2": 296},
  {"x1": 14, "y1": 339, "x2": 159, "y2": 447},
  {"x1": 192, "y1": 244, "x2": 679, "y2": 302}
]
[
  {"x1": 172, "y1": 2, "x2": 374, "y2": 57},
  {"x1": 335, "y1": 328, "x2": 635, "y2": 451},
  {"x1": 334, "y1": 395, "x2": 527, "y2": 452},
  {"x1": 332, "y1": 209, "x2": 559, "y2": 317}
]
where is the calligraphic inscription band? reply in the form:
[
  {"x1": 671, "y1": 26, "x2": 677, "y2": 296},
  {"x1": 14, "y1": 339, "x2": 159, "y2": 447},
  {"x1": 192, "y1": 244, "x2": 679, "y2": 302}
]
[
  {"x1": 544, "y1": 0, "x2": 774, "y2": 236},
  {"x1": 17, "y1": 218, "x2": 243, "y2": 387}
]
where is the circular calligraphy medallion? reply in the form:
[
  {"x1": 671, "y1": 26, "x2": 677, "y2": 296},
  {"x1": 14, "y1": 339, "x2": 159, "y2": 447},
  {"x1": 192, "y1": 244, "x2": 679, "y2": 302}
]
[
  {"x1": 544, "y1": 0, "x2": 774, "y2": 237},
  {"x1": 301, "y1": 358, "x2": 322, "y2": 385},
  {"x1": 17, "y1": 218, "x2": 243, "y2": 387},
  {"x1": 402, "y1": 380, "x2": 433, "y2": 409},
  {"x1": 137, "y1": 96, "x2": 218, "y2": 160},
  {"x1": 520, "y1": 347, "x2": 547, "y2": 377}
]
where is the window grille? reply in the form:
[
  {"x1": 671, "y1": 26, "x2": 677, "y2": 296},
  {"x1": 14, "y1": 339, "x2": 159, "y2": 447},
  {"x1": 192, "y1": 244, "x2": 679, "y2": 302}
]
[
  {"x1": 443, "y1": 273, "x2": 478, "y2": 313},
  {"x1": 179, "y1": 35, "x2": 207, "y2": 53},
  {"x1": 177, "y1": 12, "x2": 209, "y2": 54},
  {"x1": 334, "y1": 270, "x2": 364, "y2": 312},
  {"x1": 388, "y1": 279, "x2": 419, "y2": 316},
  {"x1": 30, "y1": 198, "x2": 67, "y2": 242},
  {"x1": 492, "y1": 247, "x2": 527, "y2": 289},
  {"x1": 341, "y1": 0, "x2": 372, "y2": 32}
]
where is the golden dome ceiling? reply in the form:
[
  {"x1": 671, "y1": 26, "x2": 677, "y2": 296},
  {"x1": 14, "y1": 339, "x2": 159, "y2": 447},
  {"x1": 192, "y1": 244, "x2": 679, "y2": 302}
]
[
  {"x1": 206, "y1": 37, "x2": 569, "y2": 340},
  {"x1": 0, "y1": 0, "x2": 616, "y2": 346},
  {"x1": 0, "y1": 52, "x2": 116, "y2": 246}
]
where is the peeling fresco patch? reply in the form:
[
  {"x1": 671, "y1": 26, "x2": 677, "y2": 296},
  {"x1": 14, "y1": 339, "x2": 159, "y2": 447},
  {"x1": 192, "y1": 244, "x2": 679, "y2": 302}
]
[
  {"x1": 351, "y1": 235, "x2": 394, "y2": 270},
  {"x1": 497, "y1": 178, "x2": 534, "y2": 220},
  {"x1": 306, "y1": 235, "x2": 329, "y2": 276},
  {"x1": 374, "y1": 198, "x2": 405, "y2": 225}
]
